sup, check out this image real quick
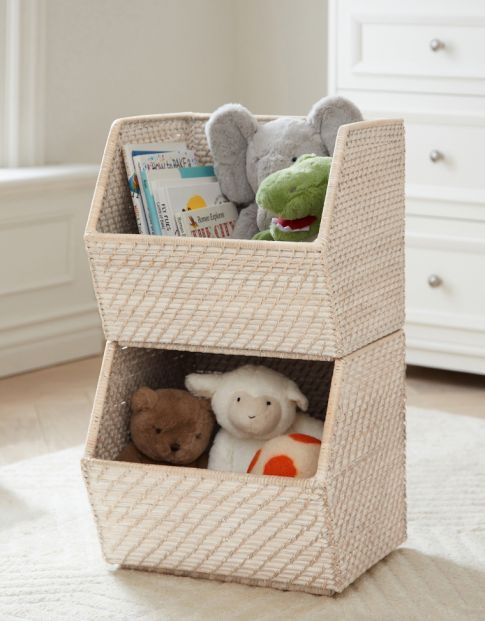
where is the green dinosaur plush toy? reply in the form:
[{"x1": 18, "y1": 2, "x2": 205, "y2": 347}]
[{"x1": 252, "y1": 154, "x2": 332, "y2": 242}]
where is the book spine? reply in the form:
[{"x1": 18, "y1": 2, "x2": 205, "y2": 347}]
[
  {"x1": 135, "y1": 162, "x2": 155, "y2": 235},
  {"x1": 123, "y1": 147, "x2": 150, "y2": 234},
  {"x1": 131, "y1": 178, "x2": 150, "y2": 234},
  {"x1": 139, "y1": 167, "x2": 161, "y2": 235},
  {"x1": 154, "y1": 186, "x2": 169, "y2": 236}
]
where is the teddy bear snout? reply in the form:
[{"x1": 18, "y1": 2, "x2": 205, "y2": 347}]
[{"x1": 170, "y1": 442, "x2": 181, "y2": 453}]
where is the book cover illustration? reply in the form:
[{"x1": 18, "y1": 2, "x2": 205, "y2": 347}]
[
  {"x1": 155, "y1": 180, "x2": 224, "y2": 235},
  {"x1": 158, "y1": 181, "x2": 237, "y2": 238},
  {"x1": 176, "y1": 202, "x2": 239, "y2": 238}
]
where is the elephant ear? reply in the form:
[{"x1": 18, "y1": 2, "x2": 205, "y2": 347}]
[
  {"x1": 205, "y1": 104, "x2": 258, "y2": 205},
  {"x1": 307, "y1": 96, "x2": 363, "y2": 155}
]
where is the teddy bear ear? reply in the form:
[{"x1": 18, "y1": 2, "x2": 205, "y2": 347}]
[
  {"x1": 286, "y1": 381, "x2": 308, "y2": 412},
  {"x1": 185, "y1": 372, "x2": 223, "y2": 399},
  {"x1": 306, "y1": 96, "x2": 363, "y2": 155},
  {"x1": 131, "y1": 387, "x2": 158, "y2": 413}
]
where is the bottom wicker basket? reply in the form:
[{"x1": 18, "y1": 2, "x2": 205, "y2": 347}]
[{"x1": 82, "y1": 331, "x2": 406, "y2": 595}]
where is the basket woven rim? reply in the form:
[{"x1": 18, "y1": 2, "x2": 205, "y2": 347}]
[{"x1": 80, "y1": 455, "x2": 326, "y2": 492}]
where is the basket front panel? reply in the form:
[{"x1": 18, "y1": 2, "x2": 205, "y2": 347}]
[
  {"x1": 84, "y1": 342, "x2": 340, "y2": 593},
  {"x1": 84, "y1": 460, "x2": 338, "y2": 593},
  {"x1": 87, "y1": 239, "x2": 338, "y2": 357}
]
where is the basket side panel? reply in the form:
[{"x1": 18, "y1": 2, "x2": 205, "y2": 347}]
[
  {"x1": 322, "y1": 120, "x2": 405, "y2": 354},
  {"x1": 323, "y1": 330, "x2": 406, "y2": 590},
  {"x1": 83, "y1": 460, "x2": 337, "y2": 594}
]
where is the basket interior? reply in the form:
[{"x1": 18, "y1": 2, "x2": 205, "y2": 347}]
[
  {"x1": 93, "y1": 344, "x2": 334, "y2": 466},
  {"x1": 96, "y1": 118, "x2": 220, "y2": 235}
]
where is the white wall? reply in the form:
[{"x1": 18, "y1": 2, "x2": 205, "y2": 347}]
[
  {"x1": 44, "y1": 0, "x2": 237, "y2": 164},
  {"x1": 234, "y1": 0, "x2": 328, "y2": 116},
  {"x1": 43, "y1": 0, "x2": 329, "y2": 164},
  {"x1": 0, "y1": 0, "x2": 329, "y2": 376}
]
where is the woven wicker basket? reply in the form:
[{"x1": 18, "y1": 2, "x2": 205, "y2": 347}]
[
  {"x1": 82, "y1": 331, "x2": 406, "y2": 595},
  {"x1": 84, "y1": 114, "x2": 405, "y2": 360},
  {"x1": 82, "y1": 112, "x2": 407, "y2": 595}
]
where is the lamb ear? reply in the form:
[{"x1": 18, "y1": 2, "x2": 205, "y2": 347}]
[
  {"x1": 286, "y1": 381, "x2": 308, "y2": 412},
  {"x1": 185, "y1": 372, "x2": 223, "y2": 399},
  {"x1": 205, "y1": 103, "x2": 258, "y2": 205},
  {"x1": 131, "y1": 387, "x2": 158, "y2": 413},
  {"x1": 307, "y1": 96, "x2": 363, "y2": 155}
]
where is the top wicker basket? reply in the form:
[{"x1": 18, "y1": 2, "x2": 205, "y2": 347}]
[{"x1": 85, "y1": 114, "x2": 404, "y2": 360}]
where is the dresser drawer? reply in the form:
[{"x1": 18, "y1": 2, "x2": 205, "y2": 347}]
[
  {"x1": 406, "y1": 117, "x2": 485, "y2": 190},
  {"x1": 335, "y1": 0, "x2": 485, "y2": 96},
  {"x1": 406, "y1": 231, "x2": 485, "y2": 327}
]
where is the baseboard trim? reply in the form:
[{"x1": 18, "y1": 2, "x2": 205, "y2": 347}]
[
  {"x1": 407, "y1": 343, "x2": 485, "y2": 375},
  {"x1": 0, "y1": 324, "x2": 104, "y2": 377}
]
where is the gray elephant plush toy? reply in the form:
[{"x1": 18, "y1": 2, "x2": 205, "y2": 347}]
[{"x1": 205, "y1": 96, "x2": 363, "y2": 239}]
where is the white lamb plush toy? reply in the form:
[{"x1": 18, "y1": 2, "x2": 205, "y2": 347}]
[{"x1": 185, "y1": 365, "x2": 323, "y2": 473}]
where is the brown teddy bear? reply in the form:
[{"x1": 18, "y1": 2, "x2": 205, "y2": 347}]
[{"x1": 117, "y1": 387, "x2": 215, "y2": 468}]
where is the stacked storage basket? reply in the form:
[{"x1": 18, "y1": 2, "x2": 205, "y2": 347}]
[{"x1": 82, "y1": 113, "x2": 406, "y2": 595}]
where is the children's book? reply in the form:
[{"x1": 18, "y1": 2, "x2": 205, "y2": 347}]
[
  {"x1": 122, "y1": 141, "x2": 186, "y2": 233},
  {"x1": 152, "y1": 180, "x2": 232, "y2": 236},
  {"x1": 122, "y1": 144, "x2": 234, "y2": 238},
  {"x1": 133, "y1": 150, "x2": 198, "y2": 234},
  {"x1": 176, "y1": 202, "x2": 239, "y2": 238},
  {"x1": 146, "y1": 166, "x2": 216, "y2": 234}
]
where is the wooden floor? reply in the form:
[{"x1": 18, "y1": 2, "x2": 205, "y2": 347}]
[
  {"x1": 0, "y1": 356, "x2": 101, "y2": 466},
  {"x1": 0, "y1": 356, "x2": 484, "y2": 466}
]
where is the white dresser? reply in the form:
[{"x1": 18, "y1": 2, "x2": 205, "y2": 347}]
[{"x1": 328, "y1": 0, "x2": 485, "y2": 374}]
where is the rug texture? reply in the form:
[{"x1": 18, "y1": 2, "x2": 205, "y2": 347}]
[{"x1": 0, "y1": 407, "x2": 484, "y2": 620}]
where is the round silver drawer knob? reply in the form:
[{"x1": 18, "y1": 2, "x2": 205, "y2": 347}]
[
  {"x1": 430, "y1": 38, "x2": 445, "y2": 52},
  {"x1": 428, "y1": 274, "x2": 443, "y2": 288},
  {"x1": 429, "y1": 149, "x2": 444, "y2": 163}
]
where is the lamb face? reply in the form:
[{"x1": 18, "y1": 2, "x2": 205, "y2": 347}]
[
  {"x1": 220, "y1": 391, "x2": 283, "y2": 438},
  {"x1": 186, "y1": 365, "x2": 308, "y2": 441},
  {"x1": 213, "y1": 370, "x2": 301, "y2": 440}
]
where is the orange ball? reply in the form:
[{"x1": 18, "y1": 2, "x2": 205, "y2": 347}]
[{"x1": 247, "y1": 433, "x2": 321, "y2": 479}]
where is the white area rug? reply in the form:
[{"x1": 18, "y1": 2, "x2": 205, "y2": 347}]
[{"x1": 1, "y1": 407, "x2": 484, "y2": 621}]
